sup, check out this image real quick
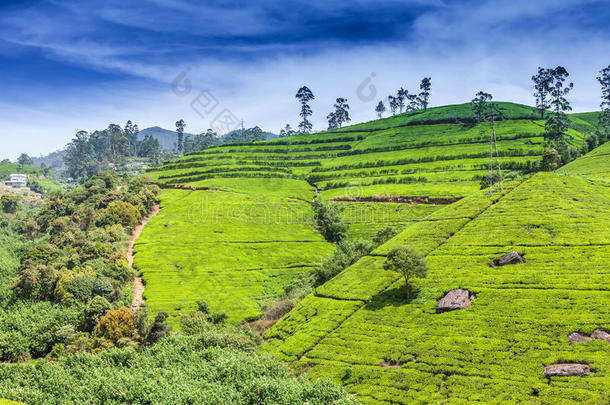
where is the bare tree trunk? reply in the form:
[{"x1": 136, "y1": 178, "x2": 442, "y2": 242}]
[{"x1": 404, "y1": 275, "x2": 410, "y2": 299}]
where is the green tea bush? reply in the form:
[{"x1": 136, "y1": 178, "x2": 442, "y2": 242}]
[{"x1": 312, "y1": 199, "x2": 348, "y2": 242}]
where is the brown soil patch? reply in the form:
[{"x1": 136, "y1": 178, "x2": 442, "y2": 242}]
[{"x1": 330, "y1": 195, "x2": 461, "y2": 204}]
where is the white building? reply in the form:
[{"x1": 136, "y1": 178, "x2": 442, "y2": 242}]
[{"x1": 6, "y1": 174, "x2": 27, "y2": 188}]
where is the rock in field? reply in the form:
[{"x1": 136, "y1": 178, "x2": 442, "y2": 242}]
[
  {"x1": 498, "y1": 251, "x2": 524, "y2": 265},
  {"x1": 436, "y1": 289, "x2": 474, "y2": 313},
  {"x1": 567, "y1": 332, "x2": 591, "y2": 343},
  {"x1": 543, "y1": 363, "x2": 590, "y2": 377},
  {"x1": 591, "y1": 329, "x2": 610, "y2": 342}
]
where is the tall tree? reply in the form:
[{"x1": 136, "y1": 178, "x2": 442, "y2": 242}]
[
  {"x1": 375, "y1": 101, "x2": 386, "y2": 118},
  {"x1": 295, "y1": 86, "x2": 315, "y2": 134},
  {"x1": 63, "y1": 131, "x2": 99, "y2": 180},
  {"x1": 17, "y1": 153, "x2": 33, "y2": 166},
  {"x1": 175, "y1": 119, "x2": 186, "y2": 154},
  {"x1": 396, "y1": 88, "x2": 407, "y2": 113},
  {"x1": 417, "y1": 77, "x2": 431, "y2": 111},
  {"x1": 327, "y1": 112, "x2": 338, "y2": 130},
  {"x1": 124, "y1": 120, "x2": 139, "y2": 156},
  {"x1": 108, "y1": 124, "x2": 129, "y2": 164},
  {"x1": 532, "y1": 67, "x2": 553, "y2": 119},
  {"x1": 597, "y1": 65, "x2": 610, "y2": 142},
  {"x1": 387, "y1": 96, "x2": 398, "y2": 116},
  {"x1": 332, "y1": 98, "x2": 350, "y2": 128},
  {"x1": 471, "y1": 91, "x2": 493, "y2": 123},
  {"x1": 544, "y1": 66, "x2": 574, "y2": 148},
  {"x1": 279, "y1": 124, "x2": 295, "y2": 137}
]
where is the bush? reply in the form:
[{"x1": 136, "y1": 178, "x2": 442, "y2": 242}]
[
  {"x1": 92, "y1": 277, "x2": 114, "y2": 301},
  {"x1": 540, "y1": 148, "x2": 561, "y2": 171},
  {"x1": 83, "y1": 296, "x2": 112, "y2": 332},
  {"x1": 479, "y1": 172, "x2": 503, "y2": 190},
  {"x1": 313, "y1": 238, "x2": 375, "y2": 285},
  {"x1": 94, "y1": 307, "x2": 134, "y2": 343},
  {"x1": 146, "y1": 312, "x2": 170, "y2": 345},
  {"x1": 106, "y1": 201, "x2": 140, "y2": 228},
  {"x1": 373, "y1": 226, "x2": 399, "y2": 245},
  {"x1": 0, "y1": 195, "x2": 20, "y2": 214},
  {"x1": 583, "y1": 133, "x2": 598, "y2": 153},
  {"x1": 67, "y1": 275, "x2": 96, "y2": 302},
  {"x1": 312, "y1": 198, "x2": 348, "y2": 243}
]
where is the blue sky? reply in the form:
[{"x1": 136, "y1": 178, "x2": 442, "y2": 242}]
[{"x1": 1, "y1": 0, "x2": 610, "y2": 159}]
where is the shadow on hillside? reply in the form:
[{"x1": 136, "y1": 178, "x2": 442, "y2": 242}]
[{"x1": 362, "y1": 284, "x2": 421, "y2": 311}]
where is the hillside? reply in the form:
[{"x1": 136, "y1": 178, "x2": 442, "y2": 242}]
[
  {"x1": 557, "y1": 140, "x2": 610, "y2": 181},
  {"x1": 138, "y1": 127, "x2": 195, "y2": 152},
  {"x1": 147, "y1": 102, "x2": 591, "y2": 200},
  {"x1": 139, "y1": 103, "x2": 597, "y2": 325},
  {"x1": 264, "y1": 173, "x2": 610, "y2": 403},
  {"x1": 135, "y1": 102, "x2": 609, "y2": 403}
]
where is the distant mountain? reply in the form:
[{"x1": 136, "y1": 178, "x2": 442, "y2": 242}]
[
  {"x1": 221, "y1": 128, "x2": 279, "y2": 142},
  {"x1": 139, "y1": 126, "x2": 279, "y2": 151},
  {"x1": 32, "y1": 150, "x2": 66, "y2": 170},
  {"x1": 137, "y1": 127, "x2": 194, "y2": 152}
]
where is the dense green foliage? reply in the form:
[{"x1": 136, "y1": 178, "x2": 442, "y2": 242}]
[
  {"x1": 0, "y1": 315, "x2": 357, "y2": 405},
  {"x1": 312, "y1": 199, "x2": 348, "y2": 242},
  {"x1": 0, "y1": 172, "x2": 164, "y2": 361},
  {"x1": 63, "y1": 122, "x2": 163, "y2": 181}
]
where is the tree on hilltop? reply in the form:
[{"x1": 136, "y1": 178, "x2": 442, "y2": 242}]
[
  {"x1": 544, "y1": 66, "x2": 573, "y2": 150},
  {"x1": 471, "y1": 91, "x2": 493, "y2": 123},
  {"x1": 328, "y1": 98, "x2": 350, "y2": 128},
  {"x1": 296, "y1": 86, "x2": 315, "y2": 134},
  {"x1": 17, "y1": 153, "x2": 33, "y2": 167},
  {"x1": 124, "y1": 120, "x2": 139, "y2": 156},
  {"x1": 175, "y1": 119, "x2": 186, "y2": 154},
  {"x1": 532, "y1": 67, "x2": 553, "y2": 119},
  {"x1": 417, "y1": 77, "x2": 432, "y2": 111},
  {"x1": 597, "y1": 65, "x2": 610, "y2": 143},
  {"x1": 383, "y1": 246, "x2": 427, "y2": 299},
  {"x1": 279, "y1": 124, "x2": 296, "y2": 137},
  {"x1": 375, "y1": 101, "x2": 386, "y2": 118},
  {"x1": 388, "y1": 95, "x2": 398, "y2": 115},
  {"x1": 397, "y1": 88, "x2": 408, "y2": 113}
]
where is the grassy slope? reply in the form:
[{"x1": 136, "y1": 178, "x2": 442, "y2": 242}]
[
  {"x1": 134, "y1": 178, "x2": 335, "y2": 324},
  {"x1": 338, "y1": 202, "x2": 443, "y2": 240},
  {"x1": 140, "y1": 102, "x2": 599, "y2": 325},
  {"x1": 557, "y1": 141, "x2": 610, "y2": 181},
  {"x1": 264, "y1": 173, "x2": 610, "y2": 404},
  {"x1": 0, "y1": 163, "x2": 43, "y2": 179}
]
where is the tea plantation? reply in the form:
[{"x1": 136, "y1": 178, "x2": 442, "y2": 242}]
[
  {"x1": 133, "y1": 178, "x2": 335, "y2": 324},
  {"x1": 264, "y1": 173, "x2": 610, "y2": 404},
  {"x1": 135, "y1": 102, "x2": 609, "y2": 403},
  {"x1": 558, "y1": 140, "x2": 610, "y2": 181},
  {"x1": 147, "y1": 102, "x2": 593, "y2": 200}
]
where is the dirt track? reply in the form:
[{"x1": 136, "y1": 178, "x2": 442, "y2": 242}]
[{"x1": 129, "y1": 204, "x2": 160, "y2": 311}]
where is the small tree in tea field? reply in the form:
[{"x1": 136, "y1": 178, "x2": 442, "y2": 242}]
[{"x1": 383, "y1": 246, "x2": 427, "y2": 299}]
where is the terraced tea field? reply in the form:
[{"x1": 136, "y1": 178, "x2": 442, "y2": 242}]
[
  {"x1": 558, "y1": 140, "x2": 610, "y2": 181},
  {"x1": 264, "y1": 174, "x2": 610, "y2": 404},
  {"x1": 147, "y1": 102, "x2": 593, "y2": 201},
  {"x1": 137, "y1": 102, "x2": 608, "y2": 402},
  {"x1": 133, "y1": 178, "x2": 335, "y2": 324}
]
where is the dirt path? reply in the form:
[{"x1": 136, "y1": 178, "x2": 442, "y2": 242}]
[{"x1": 129, "y1": 204, "x2": 160, "y2": 311}]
